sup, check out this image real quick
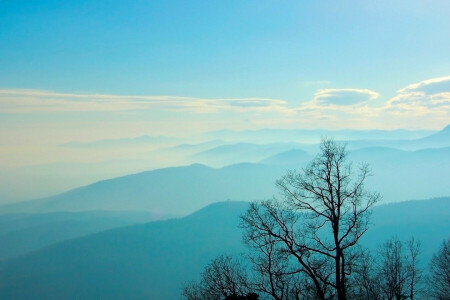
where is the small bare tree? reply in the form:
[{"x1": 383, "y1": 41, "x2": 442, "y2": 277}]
[
  {"x1": 406, "y1": 238, "x2": 422, "y2": 300},
  {"x1": 244, "y1": 225, "x2": 301, "y2": 300},
  {"x1": 428, "y1": 238, "x2": 450, "y2": 300},
  {"x1": 378, "y1": 238, "x2": 409, "y2": 300},
  {"x1": 241, "y1": 138, "x2": 380, "y2": 300},
  {"x1": 351, "y1": 250, "x2": 381, "y2": 300},
  {"x1": 350, "y1": 237, "x2": 422, "y2": 300},
  {"x1": 182, "y1": 255, "x2": 252, "y2": 300}
]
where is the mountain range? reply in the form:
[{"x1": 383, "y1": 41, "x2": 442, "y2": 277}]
[
  {"x1": 0, "y1": 198, "x2": 447, "y2": 300},
  {"x1": 0, "y1": 211, "x2": 158, "y2": 260},
  {"x1": 1, "y1": 145, "x2": 449, "y2": 215}
]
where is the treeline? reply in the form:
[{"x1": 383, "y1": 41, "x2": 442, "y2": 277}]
[
  {"x1": 183, "y1": 238, "x2": 449, "y2": 300},
  {"x1": 182, "y1": 139, "x2": 450, "y2": 300}
]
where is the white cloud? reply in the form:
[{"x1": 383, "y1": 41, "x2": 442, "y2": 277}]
[
  {"x1": 398, "y1": 76, "x2": 450, "y2": 95},
  {"x1": 386, "y1": 76, "x2": 450, "y2": 115},
  {"x1": 1, "y1": 76, "x2": 448, "y2": 132},
  {"x1": 0, "y1": 89, "x2": 288, "y2": 114},
  {"x1": 312, "y1": 88, "x2": 379, "y2": 106}
]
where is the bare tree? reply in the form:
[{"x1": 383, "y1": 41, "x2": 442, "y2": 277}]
[
  {"x1": 241, "y1": 138, "x2": 380, "y2": 300},
  {"x1": 349, "y1": 237, "x2": 422, "y2": 300},
  {"x1": 244, "y1": 226, "x2": 302, "y2": 300},
  {"x1": 376, "y1": 237, "x2": 423, "y2": 300},
  {"x1": 428, "y1": 238, "x2": 450, "y2": 300},
  {"x1": 349, "y1": 249, "x2": 380, "y2": 300},
  {"x1": 182, "y1": 255, "x2": 253, "y2": 300},
  {"x1": 406, "y1": 238, "x2": 422, "y2": 300},
  {"x1": 377, "y1": 238, "x2": 409, "y2": 300}
]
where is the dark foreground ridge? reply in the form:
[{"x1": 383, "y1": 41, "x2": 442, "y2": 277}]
[{"x1": 0, "y1": 198, "x2": 448, "y2": 300}]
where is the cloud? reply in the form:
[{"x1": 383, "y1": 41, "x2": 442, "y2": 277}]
[
  {"x1": 1, "y1": 76, "x2": 448, "y2": 131},
  {"x1": 398, "y1": 76, "x2": 450, "y2": 95},
  {"x1": 0, "y1": 89, "x2": 288, "y2": 114},
  {"x1": 387, "y1": 76, "x2": 450, "y2": 115},
  {"x1": 312, "y1": 88, "x2": 379, "y2": 106}
]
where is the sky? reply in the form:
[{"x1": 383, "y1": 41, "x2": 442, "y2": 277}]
[{"x1": 0, "y1": 0, "x2": 449, "y2": 201}]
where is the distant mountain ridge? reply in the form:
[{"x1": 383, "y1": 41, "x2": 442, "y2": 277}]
[
  {"x1": 0, "y1": 211, "x2": 158, "y2": 260},
  {"x1": 1, "y1": 145, "x2": 449, "y2": 215},
  {"x1": 0, "y1": 198, "x2": 447, "y2": 300},
  {"x1": 0, "y1": 163, "x2": 286, "y2": 215},
  {"x1": 190, "y1": 125, "x2": 450, "y2": 166},
  {"x1": 417, "y1": 124, "x2": 450, "y2": 143},
  {"x1": 201, "y1": 128, "x2": 436, "y2": 144},
  {"x1": 191, "y1": 142, "x2": 313, "y2": 166},
  {"x1": 4, "y1": 126, "x2": 447, "y2": 205},
  {"x1": 260, "y1": 148, "x2": 312, "y2": 165}
]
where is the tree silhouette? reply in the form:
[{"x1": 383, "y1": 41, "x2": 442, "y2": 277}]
[
  {"x1": 182, "y1": 255, "x2": 253, "y2": 300},
  {"x1": 241, "y1": 138, "x2": 380, "y2": 299},
  {"x1": 183, "y1": 138, "x2": 385, "y2": 300},
  {"x1": 428, "y1": 238, "x2": 450, "y2": 299},
  {"x1": 351, "y1": 237, "x2": 422, "y2": 300}
]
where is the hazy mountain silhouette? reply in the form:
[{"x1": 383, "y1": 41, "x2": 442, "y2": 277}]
[
  {"x1": 344, "y1": 124, "x2": 450, "y2": 150},
  {"x1": 0, "y1": 201, "x2": 248, "y2": 300},
  {"x1": 165, "y1": 139, "x2": 227, "y2": 153},
  {"x1": 0, "y1": 198, "x2": 447, "y2": 300},
  {"x1": 0, "y1": 211, "x2": 158, "y2": 260},
  {"x1": 4, "y1": 127, "x2": 447, "y2": 205},
  {"x1": 415, "y1": 124, "x2": 450, "y2": 145},
  {"x1": 0, "y1": 164, "x2": 286, "y2": 215},
  {"x1": 190, "y1": 142, "x2": 312, "y2": 166},
  {"x1": 362, "y1": 197, "x2": 450, "y2": 259},
  {"x1": 260, "y1": 148, "x2": 312, "y2": 165},
  {"x1": 189, "y1": 125, "x2": 450, "y2": 166},
  {"x1": 349, "y1": 146, "x2": 450, "y2": 201},
  {"x1": 261, "y1": 146, "x2": 450, "y2": 201},
  {"x1": 1, "y1": 146, "x2": 449, "y2": 215},
  {"x1": 201, "y1": 128, "x2": 435, "y2": 144}
]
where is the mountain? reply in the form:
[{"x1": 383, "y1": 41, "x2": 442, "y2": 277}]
[
  {"x1": 191, "y1": 142, "x2": 315, "y2": 166},
  {"x1": 0, "y1": 163, "x2": 286, "y2": 215},
  {"x1": 349, "y1": 146, "x2": 450, "y2": 201},
  {"x1": 165, "y1": 139, "x2": 227, "y2": 153},
  {"x1": 345, "y1": 124, "x2": 450, "y2": 151},
  {"x1": 0, "y1": 201, "x2": 248, "y2": 300},
  {"x1": 415, "y1": 124, "x2": 450, "y2": 146},
  {"x1": 201, "y1": 128, "x2": 435, "y2": 144},
  {"x1": 3, "y1": 127, "x2": 447, "y2": 205},
  {"x1": 260, "y1": 148, "x2": 312, "y2": 165},
  {"x1": 0, "y1": 198, "x2": 447, "y2": 300},
  {"x1": 362, "y1": 197, "x2": 450, "y2": 260},
  {"x1": 0, "y1": 211, "x2": 158, "y2": 260},
  {"x1": 260, "y1": 146, "x2": 450, "y2": 202},
  {"x1": 2, "y1": 145, "x2": 449, "y2": 215},
  {"x1": 195, "y1": 125, "x2": 450, "y2": 165}
]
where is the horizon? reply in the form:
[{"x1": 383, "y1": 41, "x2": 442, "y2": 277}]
[
  {"x1": 1, "y1": 1, "x2": 450, "y2": 204},
  {"x1": 0, "y1": 2, "x2": 449, "y2": 299}
]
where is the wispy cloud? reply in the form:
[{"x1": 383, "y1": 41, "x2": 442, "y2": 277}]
[
  {"x1": 311, "y1": 88, "x2": 379, "y2": 106},
  {"x1": 386, "y1": 76, "x2": 450, "y2": 116},
  {"x1": 1, "y1": 76, "x2": 449, "y2": 130},
  {"x1": 292, "y1": 88, "x2": 381, "y2": 127},
  {"x1": 0, "y1": 89, "x2": 288, "y2": 114}
]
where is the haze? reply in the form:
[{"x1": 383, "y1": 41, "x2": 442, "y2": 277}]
[{"x1": 0, "y1": 2, "x2": 449, "y2": 299}]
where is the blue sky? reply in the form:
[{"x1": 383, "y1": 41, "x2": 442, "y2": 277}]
[
  {"x1": 1, "y1": 0, "x2": 449, "y2": 99},
  {"x1": 1, "y1": 0, "x2": 449, "y2": 137},
  {"x1": 0, "y1": 0, "x2": 450, "y2": 201}
]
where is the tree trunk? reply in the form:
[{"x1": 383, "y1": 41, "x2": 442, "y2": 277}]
[{"x1": 335, "y1": 249, "x2": 347, "y2": 300}]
